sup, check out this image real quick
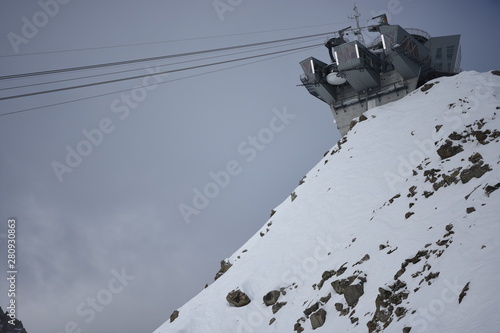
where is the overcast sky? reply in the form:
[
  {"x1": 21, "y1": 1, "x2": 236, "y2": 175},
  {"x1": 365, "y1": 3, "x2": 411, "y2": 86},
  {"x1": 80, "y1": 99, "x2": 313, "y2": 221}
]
[{"x1": 0, "y1": 1, "x2": 498, "y2": 332}]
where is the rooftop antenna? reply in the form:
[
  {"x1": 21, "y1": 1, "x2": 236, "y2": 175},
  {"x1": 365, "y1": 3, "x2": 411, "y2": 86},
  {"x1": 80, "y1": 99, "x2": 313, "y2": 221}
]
[{"x1": 348, "y1": 3, "x2": 365, "y2": 45}]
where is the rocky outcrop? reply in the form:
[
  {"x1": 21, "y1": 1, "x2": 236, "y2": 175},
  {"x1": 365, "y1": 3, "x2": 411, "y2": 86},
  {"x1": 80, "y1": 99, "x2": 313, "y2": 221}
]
[
  {"x1": 310, "y1": 308, "x2": 327, "y2": 330},
  {"x1": 214, "y1": 260, "x2": 232, "y2": 280},
  {"x1": 436, "y1": 140, "x2": 463, "y2": 159},
  {"x1": 0, "y1": 307, "x2": 28, "y2": 333},
  {"x1": 331, "y1": 274, "x2": 366, "y2": 307},
  {"x1": 169, "y1": 310, "x2": 179, "y2": 323},
  {"x1": 263, "y1": 290, "x2": 281, "y2": 306},
  {"x1": 367, "y1": 281, "x2": 409, "y2": 332},
  {"x1": 226, "y1": 290, "x2": 251, "y2": 307}
]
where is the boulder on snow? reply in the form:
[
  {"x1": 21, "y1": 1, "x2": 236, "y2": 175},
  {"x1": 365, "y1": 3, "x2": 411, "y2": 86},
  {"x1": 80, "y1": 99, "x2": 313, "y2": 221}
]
[
  {"x1": 437, "y1": 140, "x2": 464, "y2": 159},
  {"x1": 303, "y1": 302, "x2": 319, "y2": 317},
  {"x1": 331, "y1": 275, "x2": 365, "y2": 307},
  {"x1": 310, "y1": 308, "x2": 327, "y2": 330},
  {"x1": 343, "y1": 284, "x2": 365, "y2": 307},
  {"x1": 226, "y1": 289, "x2": 251, "y2": 307},
  {"x1": 263, "y1": 290, "x2": 281, "y2": 306},
  {"x1": 460, "y1": 163, "x2": 491, "y2": 184},
  {"x1": 272, "y1": 301, "x2": 287, "y2": 314},
  {"x1": 169, "y1": 310, "x2": 179, "y2": 322}
]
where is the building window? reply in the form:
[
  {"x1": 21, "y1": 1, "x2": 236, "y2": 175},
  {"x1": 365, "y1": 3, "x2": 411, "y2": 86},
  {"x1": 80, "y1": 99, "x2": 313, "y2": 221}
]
[
  {"x1": 454, "y1": 45, "x2": 462, "y2": 72},
  {"x1": 446, "y1": 45, "x2": 455, "y2": 70},
  {"x1": 435, "y1": 47, "x2": 442, "y2": 71},
  {"x1": 401, "y1": 35, "x2": 419, "y2": 59}
]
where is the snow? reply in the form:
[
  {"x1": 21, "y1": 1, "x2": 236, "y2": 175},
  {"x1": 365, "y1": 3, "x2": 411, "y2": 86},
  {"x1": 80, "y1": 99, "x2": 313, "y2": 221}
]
[{"x1": 153, "y1": 71, "x2": 500, "y2": 333}]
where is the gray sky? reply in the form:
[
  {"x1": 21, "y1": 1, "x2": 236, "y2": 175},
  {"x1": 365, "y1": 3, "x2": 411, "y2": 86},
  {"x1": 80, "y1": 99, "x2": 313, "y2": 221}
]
[{"x1": 0, "y1": 1, "x2": 498, "y2": 332}]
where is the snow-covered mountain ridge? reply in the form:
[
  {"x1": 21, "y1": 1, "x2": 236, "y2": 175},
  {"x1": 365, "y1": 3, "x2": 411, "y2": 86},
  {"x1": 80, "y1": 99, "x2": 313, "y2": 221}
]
[{"x1": 154, "y1": 71, "x2": 500, "y2": 333}]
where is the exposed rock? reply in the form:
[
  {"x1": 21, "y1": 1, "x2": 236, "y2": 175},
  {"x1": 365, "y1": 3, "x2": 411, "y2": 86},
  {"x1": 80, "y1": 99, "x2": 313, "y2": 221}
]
[
  {"x1": 320, "y1": 293, "x2": 331, "y2": 304},
  {"x1": 423, "y1": 191, "x2": 434, "y2": 198},
  {"x1": 395, "y1": 306, "x2": 406, "y2": 317},
  {"x1": 466, "y1": 207, "x2": 476, "y2": 214},
  {"x1": 317, "y1": 270, "x2": 336, "y2": 289},
  {"x1": 303, "y1": 302, "x2": 319, "y2": 317},
  {"x1": 0, "y1": 307, "x2": 28, "y2": 333},
  {"x1": 424, "y1": 272, "x2": 440, "y2": 284},
  {"x1": 272, "y1": 301, "x2": 287, "y2": 314},
  {"x1": 460, "y1": 163, "x2": 492, "y2": 183},
  {"x1": 169, "y1": 310, "x2": 179, "y2": 323},
  {"x1": 407, "y1": 186, "x2": 417, "y2": 197},
  {"x1": 214, "y1": 260, "x2": 232, "y2": 280},
  {"x1": 459, "y1": 282, "x2": 470, "y2": 304},
  {"x1": 344, "y1": 283, "x2": 365, "y2": 307},
  {"x1": 424, "y1": 168, "x2": 441, "y2": 183},
  {"x1": 436, "y1": 239, "x2": 451, "y2": 247},
  {"x1": 368, "y1": 281, "x2": 410, "y2": 332},
  {"x1": 388, "y1": 194, "x2": 401, "y2": 204},
  {"x1": 226, "y1": 289, "x2": 251, "y2": 307},
  {"x1": 336, "y1": 263, "x2": 348, "y2": 276},
  {"x1": 332, "y1": 275, "x2": 365, "y2": 307},
  {"x1": 332, "y1": 278, "x2": 351, "y2": 294},
  {"x1": 350, "y1": 119, "x2": 359, "y2": 130},
  {"x1": 448, "y1": 131, "x2": 462, "y2": 140},
  {"x1": 263, "y1": 290, "x2": 281, "y2": 306},
  {"x1": 437, "y1": 140, "x2": 464, "y2": 159},
  {"x1": 472, "y1": 130, "x2": 489, "y2": 144},
  {"x1": 421, "y1": 82, "x2": 435, "y2": 92},
  {"x1": 394, "y1": 267, "x2": 406, "y2": 280},
  {"x1": 390, "y1": 280, "x2": 407, "y2": 293},
  {"x1": 310, "y1": 308, "x2": 327, "y2": 330},
  {"x1": 291, "y1": 192, "x2": 297, "y2": 202},
  {"x1": 405, "y1": 212, "x2": 414, "y2": 219},
  {"x1": 353, "y1": 254, "x2": 370, "y2": 266},
  {"x1": 269, "y1": 317, "x2": 276, "y2": 325},
  {"x1": 322, "y1": 269, "x2": 336, "y2": 280},
  {"x1": 469, "y1": 152, "x2": 484, "y2": 164},
  {"x1": 485, "y1": 182, "x2": 500, "y2": 196},
  {"x1": 442, "y1": 170, "x2": 461, "y2": 186},
  {"x1": 405, "y1": 250, "x2": 428, "y2": 264},
  {"x1": 387, "y1": 247, "x2": 398, "y2": 254},
  {"x1": 294, "y1": 322, "x2": 304, "y2": 333}
]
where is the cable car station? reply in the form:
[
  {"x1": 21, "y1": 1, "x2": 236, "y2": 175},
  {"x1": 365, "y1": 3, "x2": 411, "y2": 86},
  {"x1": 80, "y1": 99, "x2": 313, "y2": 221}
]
[{"x1": 299, "y1": 8, "x2": 461, "y2": 135}]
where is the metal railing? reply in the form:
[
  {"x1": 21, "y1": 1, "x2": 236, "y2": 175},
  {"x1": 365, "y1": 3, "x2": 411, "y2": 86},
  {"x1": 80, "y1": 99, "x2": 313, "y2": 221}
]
[{"x1": 404, "y1": 28, "x2": 431, "y2": 41}]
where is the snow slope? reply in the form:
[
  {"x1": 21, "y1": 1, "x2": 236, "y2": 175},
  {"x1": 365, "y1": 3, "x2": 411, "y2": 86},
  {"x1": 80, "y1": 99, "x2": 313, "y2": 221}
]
[{"x1": 153, "y1": 71, "x2": 500, "y2": 333}]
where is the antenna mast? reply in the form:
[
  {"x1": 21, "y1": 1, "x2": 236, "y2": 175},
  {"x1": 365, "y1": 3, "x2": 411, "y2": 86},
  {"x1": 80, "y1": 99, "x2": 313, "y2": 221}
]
[{"x1": 349, "y1": 3, "x2": 365, "y2": 45}]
